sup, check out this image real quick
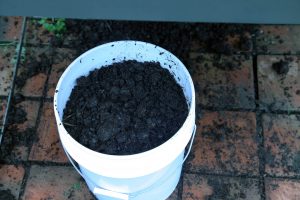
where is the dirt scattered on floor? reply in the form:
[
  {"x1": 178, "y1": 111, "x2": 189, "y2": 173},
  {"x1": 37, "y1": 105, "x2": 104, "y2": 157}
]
[
  {"x1": 265, "y1": 146, "x2": 276, "y2": 169},
  {"x1": 193, "y1": 24, "x2": 254, "y2": 54},
  {"x1": 0, "y1": 104, "x2": 26, "y2": 161},
  {"x1": 63, "y1": 60, "x2": 188, "y2": 155},
  {"x1": 211, "y1": 54, "x2": 250, "y2": 71},
  {"x1": 7, "y1": 104, "x2": 27, "y2": 125},
  {"x1": 256, "y1": 28, "x2": 289, "y2": 54},
  {"x1": 0, "y1": 99, "x2": 36, "y2": 162},
  {"x1": 51, "y1": 20, "x2": 194, "y2": 64},
  {"x1": 0, "y1": 189, "x2": 16, "y2": 200},
  {"x1": 202, "y1": 120, "x2": 234, "y2": 142},
  {"x1": 206, "y1": 178, "x2": 257, "y2": 199},
  {"x1": 272, "y1": 60, "x2": 290, "y2": 75},
  {"x1": 15, "y1": 52, "x2": 51, "y2": 90},
  {"x1": 49, "y1": 20, "x2": 256, "y2": 65},
  {"x1": 12, "y1": 93, "x2": 25, "y2": 104}
]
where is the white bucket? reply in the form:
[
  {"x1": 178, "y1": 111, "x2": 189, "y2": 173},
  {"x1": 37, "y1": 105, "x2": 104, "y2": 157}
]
[{"x1": 54, "y1": 41, "x2": 196, "y2": 200}]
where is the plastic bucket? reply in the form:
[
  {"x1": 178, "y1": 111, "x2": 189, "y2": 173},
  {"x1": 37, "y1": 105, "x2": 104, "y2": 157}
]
[{"x1": 54, "y1": 41, "x2": 196, "y2": 200}]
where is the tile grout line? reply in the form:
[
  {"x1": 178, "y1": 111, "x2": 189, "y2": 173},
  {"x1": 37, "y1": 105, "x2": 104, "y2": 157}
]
[
  {"x1": 256, "y1": 53, "x2": 300, "y2": 56},
  {"x1": 264, "y1": 174, "x2": 300, "y2": 180},
  {"x1": 253, "y1": 32, "x2": 266, "y2": 199},
  {"x1": 18, "y1": 96, "x2": 43, "y2": 102},
  {"x1": 183, "y1": 170, "x2": 261, "y2": 179},
  {"x1": 17, "y1": 163, "x2": 31, "y2": 200},
  {"x1": 195, "y1": 105, "x2": 300, "y2": 115},
  {"x1": 2, "y1": 159, "x2": 71, "y2": 167},
  {"x1": 256, "y1": 109, "x2": 266, "y2": 200}
]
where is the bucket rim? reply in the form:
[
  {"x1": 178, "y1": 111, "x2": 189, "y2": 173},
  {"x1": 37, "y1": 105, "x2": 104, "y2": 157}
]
[{"x1": 54, "y1": 40, "x2": 195, "y2": 161}]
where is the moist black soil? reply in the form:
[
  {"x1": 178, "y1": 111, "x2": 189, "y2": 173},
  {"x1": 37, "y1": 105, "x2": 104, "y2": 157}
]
[
  {"x1": 15, "y1": 52, "x2": 51, "y2": 90},
  {"x1": 211, "y1": 54, "x2": 250, "y2": 71},
  {"x1": 62, "y1": 60, "x2": 188, "y2": 155},
  {"x1": 272, "y1": 60, "x2": 290, "y2": 75},
  {"x1": 193, "y1": 24, "x2": 254, "y2": 54},
  {"x1": 51, "y1": 20, "x2": 193, "y2": 64},
  {"x1": 206, "y1": 178, "x2": 255, "y2": 200},
  {"x1": 0, "y1": 189, "x2": 16, "y2": 200},
  {"x1": 50, "y1": 20, "x2": 255, "y2": 64},
  {"x1": 0, "y1": 98, "x2": 36, "y2": 162}
]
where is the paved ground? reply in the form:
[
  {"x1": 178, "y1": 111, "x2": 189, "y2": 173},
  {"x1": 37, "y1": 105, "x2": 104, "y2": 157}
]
[{"x1": 0, "y1": 16, "x2": 300, "y2": 200}]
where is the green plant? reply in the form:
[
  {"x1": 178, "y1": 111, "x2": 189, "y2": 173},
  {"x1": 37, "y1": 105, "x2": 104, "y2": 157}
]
[
  {"x1": 38, "y1": 18, "x2": 66, "y2": 36},
  {"x1": 71, "y1": 182, "x2": 82, "y2": 191}
]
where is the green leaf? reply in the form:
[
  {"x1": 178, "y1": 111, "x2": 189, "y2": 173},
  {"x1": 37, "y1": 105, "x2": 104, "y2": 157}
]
[{"x1": 38, "y1": 18, "x2": 67, "y2": 35}]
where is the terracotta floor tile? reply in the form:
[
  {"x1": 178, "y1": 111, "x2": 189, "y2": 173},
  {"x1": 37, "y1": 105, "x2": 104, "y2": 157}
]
[
  {"x1": 19, "y1": 73, "x2": 48, "y2": 97},
  {"x1": 182, "y1": 173, "x2": 261, "y2": 200},
  {"x1": 0, "y1": 16, "x2": 22, "y2": 41},
  {"x1": 191, "y1": 24, "x2": 254, "y2": 54},
  {"x1": 0, "y1": 164, "x2": 25, "y2": 199},
  {"x1": 0, "y1": 45, "x2": 16, "y2": 96},
  {"x1": 189, "y1": 53, "x2": 255, "y2": 109},
  {"x1": 265, "y1": 178, "x2": 300, "y2": 200},
  {"x1": 29, "y1": 102, "x2": 68, "y2": 163},
  {"x1": 186, "y1": 111, "x2": 259, "y2": 175},
  {"x1": 22, "y1": 165, "x2": 95, "y2": 200},
  {"x1": 47, "y1": 48, "x2": 77, "y2": 98},
  {"x1": 25, "y1": 18, "x2": 54, "y2": 45},
  {"x1": 15, "y1": 46, "x2": 52, "y2": 97},
  {"x1": 263, "y1": 114, "x2": 300, "y2": 176},
  {"x1": 258, "y1": 55, "x2": 300, "y2": 111},
  {"x1": 256, "y1": 25, "x2": 300, "y2": 54}
]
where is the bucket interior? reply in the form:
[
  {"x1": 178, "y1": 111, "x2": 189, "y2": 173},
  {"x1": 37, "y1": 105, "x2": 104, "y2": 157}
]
[{"x1": 55, "y1": 41, "x2": 193, "y2": 121}]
